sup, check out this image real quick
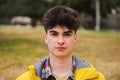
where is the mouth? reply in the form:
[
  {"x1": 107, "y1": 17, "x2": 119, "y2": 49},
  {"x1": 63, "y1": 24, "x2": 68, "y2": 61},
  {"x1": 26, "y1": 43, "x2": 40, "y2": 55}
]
[{"x1": 56, "y1": 47, "x2": 66, "y2": 51}]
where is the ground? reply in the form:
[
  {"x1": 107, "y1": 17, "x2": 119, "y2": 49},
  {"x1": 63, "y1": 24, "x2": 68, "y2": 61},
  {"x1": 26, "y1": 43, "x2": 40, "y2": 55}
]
[{"x1": 0, "y1": 25, "x2": 120, "y2": 80}]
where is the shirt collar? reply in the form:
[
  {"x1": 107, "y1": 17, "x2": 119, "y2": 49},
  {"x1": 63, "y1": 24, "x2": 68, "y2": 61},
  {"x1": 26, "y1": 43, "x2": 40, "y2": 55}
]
[
  {"x1": 41, "y1": 57, "x2": 52, "y2": 79},
  {"x1": 41, "y1": 56, "x2": 76, "y2": 80}
]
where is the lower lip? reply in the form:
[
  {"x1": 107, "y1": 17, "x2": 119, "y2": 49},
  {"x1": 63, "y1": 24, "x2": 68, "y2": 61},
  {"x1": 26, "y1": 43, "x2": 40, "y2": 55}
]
[{"x1": 57, "y1": 47, "x2": 66, "y2": 51}]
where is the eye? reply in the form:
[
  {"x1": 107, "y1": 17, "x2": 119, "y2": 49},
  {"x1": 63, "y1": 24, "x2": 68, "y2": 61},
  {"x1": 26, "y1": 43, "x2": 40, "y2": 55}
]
[
  {"x1": 50, "y1": 33, "x2": 58, "y2": 36},
  {"x1": 64, "y1": 33, "x2": 72, "y2": 37}
]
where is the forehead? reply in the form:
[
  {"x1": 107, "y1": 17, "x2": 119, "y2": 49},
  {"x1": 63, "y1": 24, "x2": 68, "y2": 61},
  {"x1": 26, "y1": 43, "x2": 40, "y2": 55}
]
[{"x1": 47, "y1": 26, "x2": 74, "y2": 33}]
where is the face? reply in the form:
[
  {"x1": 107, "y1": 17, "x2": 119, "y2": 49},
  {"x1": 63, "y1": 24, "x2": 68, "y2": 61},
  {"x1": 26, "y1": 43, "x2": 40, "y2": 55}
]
[{"x1": 45, "y1": 25, "x2": 77, "y2": 58}]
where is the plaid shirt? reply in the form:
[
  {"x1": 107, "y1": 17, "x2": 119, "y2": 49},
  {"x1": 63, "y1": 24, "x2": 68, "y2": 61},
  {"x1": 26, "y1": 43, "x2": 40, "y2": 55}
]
[{"x1": 41, "y1": 57, "x2": 75, "y2": 80}]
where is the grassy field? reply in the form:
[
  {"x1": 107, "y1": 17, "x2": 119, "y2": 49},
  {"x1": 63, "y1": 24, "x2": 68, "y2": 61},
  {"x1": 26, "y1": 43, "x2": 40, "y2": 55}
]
[{"x1": 0, "y1": 25, "x2": 120, "y2": 80}]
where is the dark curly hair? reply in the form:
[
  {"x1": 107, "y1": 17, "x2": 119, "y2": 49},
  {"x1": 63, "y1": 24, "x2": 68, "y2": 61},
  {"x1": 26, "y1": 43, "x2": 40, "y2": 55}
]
[{"x1": 42, "y1": 6, "x2": 80, "y2": 33}]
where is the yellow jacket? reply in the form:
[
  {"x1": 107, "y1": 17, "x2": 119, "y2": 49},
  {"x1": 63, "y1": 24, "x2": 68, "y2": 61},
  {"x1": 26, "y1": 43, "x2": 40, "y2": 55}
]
[{"x1": 16, "y1": 57, "x2": 105, "y2": 80}]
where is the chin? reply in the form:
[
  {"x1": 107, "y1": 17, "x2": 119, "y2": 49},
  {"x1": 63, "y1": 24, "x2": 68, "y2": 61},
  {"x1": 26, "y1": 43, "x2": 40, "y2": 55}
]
[{"x1": 55, "y1": 53, "x2": 71, "y2": 58}]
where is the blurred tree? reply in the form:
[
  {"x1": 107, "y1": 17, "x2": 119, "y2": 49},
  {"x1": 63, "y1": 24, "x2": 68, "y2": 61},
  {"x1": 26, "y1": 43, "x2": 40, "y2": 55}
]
[
  {"x1": 0, "y1": 0, "x2": 120, "y2": 18},
  {"x1": 51, "y1": 0, "x2": 120, "y2": 17},
  {"x1": 0, "y1": 0, "x2": 26, "y2": 17},
  {"x1": 0, "y1": 0, "x2": 120, "y2": 27},
  {"x1": 0, "y1": 0, "x2": 53, "y2": 25},
  {"x1": 0, "y1": 0, "x2": 50, "y2": 18}
]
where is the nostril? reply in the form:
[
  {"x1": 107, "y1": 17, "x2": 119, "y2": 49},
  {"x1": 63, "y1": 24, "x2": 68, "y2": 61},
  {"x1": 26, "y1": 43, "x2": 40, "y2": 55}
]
[{"x1": 58, "y1": 38, "x2": 64, "y2": 45}]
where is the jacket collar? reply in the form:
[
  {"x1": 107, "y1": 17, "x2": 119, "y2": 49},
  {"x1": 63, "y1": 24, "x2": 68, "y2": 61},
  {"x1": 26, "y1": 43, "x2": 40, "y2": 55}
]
[
  {"x1": 35, "y1": 56, "x2": 91, "y2": 79},
  {"x1": 41, "y1": 56, "x2": 75, "y2": 80}
]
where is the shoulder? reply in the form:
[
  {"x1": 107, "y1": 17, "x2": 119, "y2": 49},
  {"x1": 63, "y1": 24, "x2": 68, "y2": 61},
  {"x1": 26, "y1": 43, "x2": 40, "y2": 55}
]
[
  {"x1": 35, "y1": 56, "x2": 49, "y2": 77},
  {"x1": 16, "y1": 72, "x2": 31, "y2": 80},
  {"x1": 16, "y1": 57, "x2": 49, "y2": 80},
  {"x1": 16, "y1": 65, "x2": 40, "y2": 80},
  {"x1": 73, "y1": 56, "x2": 91, "y2": 70},
  {"x1": 73, "y1": 56, "x2": 105, "y2": 80},
  {"x1": 75, "y1": 67, "x2": 105, "y2": 80}
]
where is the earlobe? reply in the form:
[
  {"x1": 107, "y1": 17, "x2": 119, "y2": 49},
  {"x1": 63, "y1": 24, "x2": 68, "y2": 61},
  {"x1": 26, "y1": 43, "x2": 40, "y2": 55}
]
[
  {"x1": 74, "y1": 34, "x2": 77, "y2": 44},
  {"x1": 44, "y1": 34, "x2": 48, "y2": 44},
  {"x1": 45, "y1": 39, "x2": 48, "y2": 44},
  {"x1": 74, "y1": 39, "x2": 76, "y2": 44}
]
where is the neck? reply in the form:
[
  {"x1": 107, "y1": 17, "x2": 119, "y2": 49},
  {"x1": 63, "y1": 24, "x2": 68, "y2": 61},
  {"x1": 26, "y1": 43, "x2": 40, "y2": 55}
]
[{"x1": 50, "y1": 54, "x2": 72, "y2": 77}]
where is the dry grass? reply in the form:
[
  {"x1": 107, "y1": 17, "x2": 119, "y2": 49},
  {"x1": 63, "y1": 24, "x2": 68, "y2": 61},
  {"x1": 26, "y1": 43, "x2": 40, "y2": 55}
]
[
  {"x1": 75, "y1": 30, "x2": 120, "y2": 80},
  {"x1": 0, "y1": 25, "x2": 120, "y2": 80}
]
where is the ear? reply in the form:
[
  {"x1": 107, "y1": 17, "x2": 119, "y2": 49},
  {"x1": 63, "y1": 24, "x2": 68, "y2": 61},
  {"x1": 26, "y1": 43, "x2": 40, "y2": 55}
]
[
  {"x1": 44, "y1": 34, "x2": 48, "y2": 44},
  {"x1": 74, "y1": 34, "x2": 77, "y2": 44}
]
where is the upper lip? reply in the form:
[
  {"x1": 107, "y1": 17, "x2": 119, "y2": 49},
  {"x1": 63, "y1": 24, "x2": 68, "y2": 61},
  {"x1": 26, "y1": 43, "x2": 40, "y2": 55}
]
[{"x1": 56, "y1": 47, "x2": 66, "y2": 49}]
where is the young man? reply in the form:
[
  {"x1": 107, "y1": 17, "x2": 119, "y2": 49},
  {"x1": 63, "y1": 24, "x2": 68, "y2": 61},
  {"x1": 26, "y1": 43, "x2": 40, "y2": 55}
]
[{"x1": 16, "y1": 6, "x2": 105, "y2": 80}]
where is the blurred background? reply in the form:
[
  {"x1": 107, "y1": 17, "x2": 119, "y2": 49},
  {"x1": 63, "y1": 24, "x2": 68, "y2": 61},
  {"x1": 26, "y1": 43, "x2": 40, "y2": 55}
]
[
  {"x1": 0, "y1": 0, "x2": 120, "y2": 80},
  {"x1": 0, "y1": 0, "x2": 120, "y2": 30}
]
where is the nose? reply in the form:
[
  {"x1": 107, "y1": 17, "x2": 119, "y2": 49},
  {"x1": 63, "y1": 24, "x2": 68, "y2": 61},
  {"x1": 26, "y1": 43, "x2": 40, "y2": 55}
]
[{"x1": 57, "y1": 36, "x2": 64, "y2": 45}]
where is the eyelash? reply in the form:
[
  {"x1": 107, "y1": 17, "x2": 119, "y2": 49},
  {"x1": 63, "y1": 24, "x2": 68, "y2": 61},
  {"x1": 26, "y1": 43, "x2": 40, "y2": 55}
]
[
  {"x1": 51, "y1": 33, "x2": 71, "y2": 37},
  {"x1": 64, "y1": 33, "x2": 71, "y2": 36},
  {"x1": 51, "y1": 33, "x2": 58, "y2": 36}
]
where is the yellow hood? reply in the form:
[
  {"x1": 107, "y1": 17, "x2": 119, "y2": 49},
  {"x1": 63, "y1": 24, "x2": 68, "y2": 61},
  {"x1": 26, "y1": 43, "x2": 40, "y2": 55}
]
[{"x1": 75, "y1": 68, "x2": 105, "y2": 80}]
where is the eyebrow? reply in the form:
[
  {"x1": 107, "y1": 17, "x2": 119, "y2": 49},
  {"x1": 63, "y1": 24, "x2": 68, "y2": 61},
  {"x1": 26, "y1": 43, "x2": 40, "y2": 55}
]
[
  {"x1": 49, "y1": 30, "x2": 73, "y2": 34},
  {"x1": 64, "y1": 31, "x2": 73, "y2": 34},
  {"x1": 49, "y1": 30, "x2": 58, "y2": 33}
]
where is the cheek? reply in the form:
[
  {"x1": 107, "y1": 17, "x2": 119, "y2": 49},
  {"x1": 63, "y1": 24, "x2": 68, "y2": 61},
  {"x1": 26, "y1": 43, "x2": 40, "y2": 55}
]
[
  {"x1": 46, "y1": 37, "x2": 55, "y2": 46},
  {"x1": 67, "y1": 39, "x2": 76, "y2": 48},
  {"x1": 45, "y1": 35, "x2": 53, "y2": 45}
]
